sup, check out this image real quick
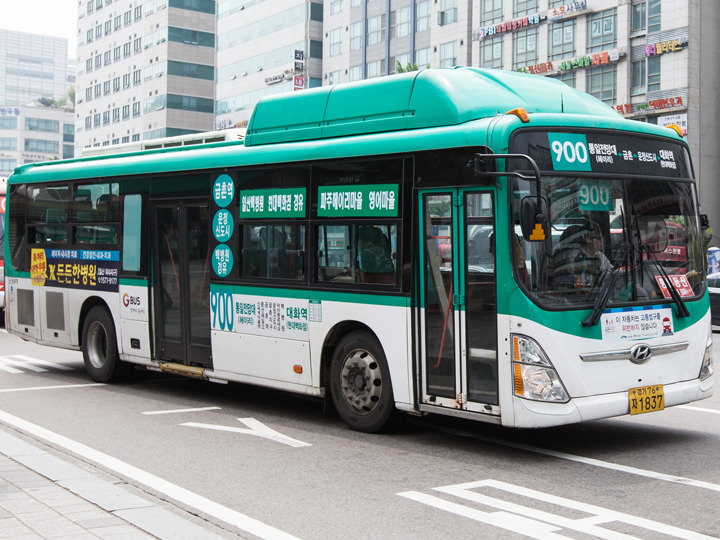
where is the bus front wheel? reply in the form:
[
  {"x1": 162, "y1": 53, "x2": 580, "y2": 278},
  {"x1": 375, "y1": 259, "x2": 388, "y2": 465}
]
[
  {"x1": 330, "y1": 331, "x2": 397, "y2": 433},
  {"x1": 82, "y1": 306, "x2": 124, "y2": 383}
]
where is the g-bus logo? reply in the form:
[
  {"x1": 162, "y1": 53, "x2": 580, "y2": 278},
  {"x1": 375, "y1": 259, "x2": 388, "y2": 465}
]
[{"x1": 122, "y1": 293, "x2": 141, "y2": 307}]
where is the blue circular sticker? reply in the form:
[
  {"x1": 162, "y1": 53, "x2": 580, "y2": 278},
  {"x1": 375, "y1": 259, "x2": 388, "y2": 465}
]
[
  {"x1": 213, "y1": 174, "x2": 235, "y2": 208},
  {"x1": 212, "y1": 244, "x2": 233, "y2": 277},
  {"x1": 212, "y1": 209, "x2": 234, "y2": 242}
]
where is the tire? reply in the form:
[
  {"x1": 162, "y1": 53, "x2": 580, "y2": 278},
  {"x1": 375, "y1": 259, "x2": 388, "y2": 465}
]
[
  {"x1": 330, "y1": 331, "x2": 398, "y2": 433},
  {"x1": 81, "y1": 306, "x2": 124, "y2": 383}
]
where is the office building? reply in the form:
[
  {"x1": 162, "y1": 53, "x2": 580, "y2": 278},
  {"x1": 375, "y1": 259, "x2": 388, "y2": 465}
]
[
  {"x1": 0, "y1": 103, "x2": 75, "y2": 177},
  {"x1": 74, "y1": 0, "x2": 217, "y2": 152},
  {"x1": 0, "y1": 30, "x2": 76, "y2": 107}
]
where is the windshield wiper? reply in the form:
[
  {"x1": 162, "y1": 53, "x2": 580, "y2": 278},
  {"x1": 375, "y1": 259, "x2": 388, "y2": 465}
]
[
  {"x1": 640, "y1": 243, "x2": 690, "y2": 318},
  {"x1": 582, "y1": 243, "x2": 631, "y2": 327}
]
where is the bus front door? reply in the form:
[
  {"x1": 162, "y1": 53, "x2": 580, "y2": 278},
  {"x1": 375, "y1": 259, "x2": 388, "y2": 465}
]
[
  {"x1": 153, "y1": 201, "x2": 212, "y2": 368},
  {"x1": 418, "y1": 190, "x2": 499, "y2": 415}
]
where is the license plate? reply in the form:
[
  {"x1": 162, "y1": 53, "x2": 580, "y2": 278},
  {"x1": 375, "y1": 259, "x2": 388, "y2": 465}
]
[{"x1": 629, "y1": 384, "x2": 665, "y2": 415}]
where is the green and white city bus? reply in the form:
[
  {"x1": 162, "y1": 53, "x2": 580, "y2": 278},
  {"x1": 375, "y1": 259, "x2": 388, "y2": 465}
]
[{"x1": 3, "y1": 68, "x2": 714, "y2": 432}]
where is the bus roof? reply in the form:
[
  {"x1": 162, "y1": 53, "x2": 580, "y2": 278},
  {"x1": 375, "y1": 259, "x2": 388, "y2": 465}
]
[{"x1": 9, "y1": 67, "x2": 684, "y2": 184}]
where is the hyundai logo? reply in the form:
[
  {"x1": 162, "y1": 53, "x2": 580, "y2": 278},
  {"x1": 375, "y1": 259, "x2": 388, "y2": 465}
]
[{"x1": 630, "y1": 344, "x2": 652, "y2": 364}]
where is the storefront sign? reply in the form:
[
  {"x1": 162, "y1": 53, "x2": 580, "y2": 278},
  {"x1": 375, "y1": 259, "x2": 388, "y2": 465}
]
[
  {"x1": 238, "y1": 188, "x2": 306, "y2": 219},
  {"x1": 548, "y1": 0, "x2": 589, "y2": 21},
  {"x1": 265, "y1": 70, "x2": 293, "y2": 85},
  {"x1": 658, "y1": 113, "x2": 688, "y2": 135},
  {"x1": 476, "y1": 14, "x2": 544, "y2": 40},
  {"x1": 517, "y1": 61, "x2": 555, "y2": 75},
  {"x1": 645, "y1": 38, "x2": 687, "y2": 57},
  {"x1": 613, "y1": 96, "x2": 685, "y2": 115},
  {"x1": 559, "y1": 49, "x2": 620, "y2": 71},
  {"x1": 317, "y1": 184, "x2": 399, "y2": 217},
  {"x1": 30, "y1": 249, "x2": 119, "y2": 291}
]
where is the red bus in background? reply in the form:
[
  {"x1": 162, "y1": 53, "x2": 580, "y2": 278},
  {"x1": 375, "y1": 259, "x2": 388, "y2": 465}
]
[{"x1": 0, "y1": 176, "x2": 6, "y2": 316}]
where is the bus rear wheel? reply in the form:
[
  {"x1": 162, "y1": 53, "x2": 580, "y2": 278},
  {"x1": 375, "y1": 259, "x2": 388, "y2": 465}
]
[
  {"x1": 82, "y1": 306, "x2": 124, "y2": 383},
  {"x1": 330, "y1": 331, "x2": 397, "y2": 433}
]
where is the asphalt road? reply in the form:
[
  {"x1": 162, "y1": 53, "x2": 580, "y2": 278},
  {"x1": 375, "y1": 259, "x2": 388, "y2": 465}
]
[{"x1": 0, "y1": 325, "x2": 718, "y2": 540}]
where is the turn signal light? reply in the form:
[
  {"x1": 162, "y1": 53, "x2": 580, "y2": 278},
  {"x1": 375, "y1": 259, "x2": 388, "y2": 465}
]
[
  {"x1": 293, "y1": 365, "x2": 303, "y2": 374},
  {"x1": 506, "y1": 107, "x2": 530, "y2": 123},
  {"x1": 665, "y1": 124, "x2": 684, "y2": 138}
]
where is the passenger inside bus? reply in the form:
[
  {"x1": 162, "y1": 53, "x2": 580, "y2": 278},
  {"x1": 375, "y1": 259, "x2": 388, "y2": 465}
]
[{"x1": 357, "y1": 226, "x2": 395, "y2": 284}]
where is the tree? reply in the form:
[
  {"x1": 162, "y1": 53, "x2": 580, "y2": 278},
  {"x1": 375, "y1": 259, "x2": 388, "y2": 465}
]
[{"x1": 396, "y1": 60, "x2": 419, "y2": 73}]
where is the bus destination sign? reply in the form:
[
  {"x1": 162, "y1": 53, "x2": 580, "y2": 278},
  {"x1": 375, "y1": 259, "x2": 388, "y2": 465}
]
[
  {"x1": 317, "y1": 184, "x2": 399, "y2": 217},
  {"x1": 238, "y1": 188, "x2": 306, "y2": 219},
  {"x1": 510, "y1": 131, "x2": 692, "y2": 178}
]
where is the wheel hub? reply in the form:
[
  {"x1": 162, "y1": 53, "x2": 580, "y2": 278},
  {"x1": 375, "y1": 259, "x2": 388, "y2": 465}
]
[{"x1": 340, "y1": 349, "x2": 382, "y2": 414}]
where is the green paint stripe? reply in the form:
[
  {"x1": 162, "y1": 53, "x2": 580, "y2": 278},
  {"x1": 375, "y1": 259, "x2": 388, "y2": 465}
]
[
  {"x1": 119, "y1": 278, "x2": 147, "y2": 286},
  {"x1": 210, "y1": 283, "x2": 410, "y2": 307}
]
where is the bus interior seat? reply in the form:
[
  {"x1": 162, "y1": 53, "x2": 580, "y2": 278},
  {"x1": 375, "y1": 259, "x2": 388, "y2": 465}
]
[{"x1": 357, "y1": 226, "x2": 395, "y2": 284}]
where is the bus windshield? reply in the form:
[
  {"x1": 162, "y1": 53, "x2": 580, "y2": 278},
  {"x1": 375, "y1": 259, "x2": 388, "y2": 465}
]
[{"x1": 513, "y1": 175, "x2": 704, "y2": 309}]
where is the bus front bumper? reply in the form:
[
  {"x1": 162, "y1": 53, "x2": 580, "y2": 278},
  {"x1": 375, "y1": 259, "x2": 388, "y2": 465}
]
[{"x1": 510, "y1": 375, "x2": 714, "y2": 428}]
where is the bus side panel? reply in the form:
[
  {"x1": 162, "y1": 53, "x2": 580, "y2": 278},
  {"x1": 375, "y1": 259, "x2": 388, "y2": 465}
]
[
  {"x1": 118, "y1": 283, "x2": 152, "y2": 360},
  {"x1": 309, "y1": 299, "x2": 413, "y2": 407},
  {"x1": 6, "y1": 277, "x2": 41, "y2": 342},
  {"x1": 39, "y1": 288, "x2": 72, "y2": 347},
  {"x1": 212, "y1": 331, "x2": 311, "y2": 385}
]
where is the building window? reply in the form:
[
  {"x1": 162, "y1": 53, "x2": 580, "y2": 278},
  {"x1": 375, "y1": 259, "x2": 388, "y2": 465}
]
[
  {"x1": 113, "y1": 77, "x2": 120, "y2": 92},
  {"x1": 647, "y1": 55, "x2": 661, "y2": 91},
  {"x1": 103, "y1": 111, "x2": 110, "y2": 125},
  {"x1": 123, "y1": 73, "x2": 131, "y2": 88},
  {"x1": 587, "y1": 9, "x2": 616, "y2": 52},
  {"x1": 87, "y1": 1, "x2": 94, "y2": 15},
  {"x1": 134, "y1": 5, "x2": 142, "y2": 20},
  {"x1": 549, "y1": 19, "x2": 575, "y2": 60},
  {"x1": 113, "y1": 108, "x2": 120, "y2": 122},
  {"x1": 103, "y1": 81, "x2": 110, "y2": 95},
  {"x1": 367, "y1": 15, "x2": 383, "y2": 46},
  {"x1": 330, "y1": 0, "x2": 342, "y2": 15},
  {"x1": 85, "y1": 87, "x2": 92, "y2": 101},
  {"x1": 104, "y1": 51, "x2": 111, "y2": 65},
  {"x1": 367, "y1": 60, "x2": 383, "y2": 78},
  {"x1": 94, "y1": 84, "x2": 101, "y2": 98},
  {"x1": 394, "y1": 7, "x2": 410, "y2": 38},
  {"x1": 480, "y1": 36, "x2": 503, "y2": 68},
  {"x1": 114, "y1": 15, "x2": 121, "y2": 30},
  {"x1": 328, "y1": 70, "x2": 342, "y2": 85},
  {"x1": 133, "y1": 69, "x2": 141, "y2": 85},
  {"x1": 25, "y1": 139, "x2": 59, "y2": 153},
  {"x1": 96, "y1": 25, "x2": 102, "y2": 39},
  {"x1": 416, "y1": 0, "x2": 430, "y2": 32},
  {"x1": 134, "y1": 37, "x2": 142, "y2": 53},
  {"x1": 416, "y1": 47, "x2": 430, "y2": 69},
  {"x1": 587, "y1": 65, "x2": 616, "y2": 103},
  {"x1": 0, "y1": 138, "x2": 17, "y2": 151},
  {"x1": 85, "y1": 116, "x2": 92, "y2": 129},
  {"x1": 122, "y1": 105, "x2": 130, "y2": 119},
  {"x1": 132, "y1": 102, "x2": 141, "y2": 117},
  {"x1": 122, "y1": 136, "x2": 130, "y2": 143},
  {"x1": 514, "y1": 0, "x2": 538, "y2": 17},
  {"x1": 632, "y1": 0, "x2": 661, "y2": 33},
  {"x1": 86, "y1": 58, "x2": 93, "y2": 72},
  {"x1": 481, "y1": 0, "x2": 503, "y2": 24},
  {"x1": 95, "y1": 54, "x2": 102, "y2": 69},
  {"x1": 132, "y1": 134, "x2": 140, "y2": 142},
  {"x1": 439, "y1": 41, "x2": 457, "y2": 68},
  {"x1": 631, "y1": 60, "x2": 646, "y2": 95},
  {"x1": 124, "y1": 10, "x2": 131, "y2": 26},
  {"x1": 349, "y1": 65, "x2": 362, "y2": 81},
  {"x1": 329, "y1": 27, "x2": 343, "y2": 56},
  {"x1": 513, "y1": 28, "x2": 538, "y2": 69},
  {"x1": 25, "y1": 118, "x2": 60, "y2": 133},
  {"x1": 350, "y1": 22, "x2": 362, "y2": 50},
  {"x1": 86, "y1": 29, "x2": 93, "y2": 43},
  {"x1": 439, "y1": 0, "x2": 458, "y2": 26},
  {"x1": 104, "y1": 20, "x2": 112, "y2": 35}
]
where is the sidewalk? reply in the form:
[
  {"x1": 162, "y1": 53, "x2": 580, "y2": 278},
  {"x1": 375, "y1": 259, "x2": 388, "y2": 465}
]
[{"x1": 0, "y1": 428, "x2": 235, "y2": 539}]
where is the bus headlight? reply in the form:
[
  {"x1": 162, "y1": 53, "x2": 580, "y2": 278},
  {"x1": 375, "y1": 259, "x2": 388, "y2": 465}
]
[
  {"x1": 512, "y1": 335, "x2": 569, "y2": 402},
  {"x1": 700, "y1": 334, "x2": 713, "y2": 381}
]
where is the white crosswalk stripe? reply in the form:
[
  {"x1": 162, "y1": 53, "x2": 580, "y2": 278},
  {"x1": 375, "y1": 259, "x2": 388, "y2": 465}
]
[{"x1": 0, "y1": 355, "x2": 77, "y2": 374}]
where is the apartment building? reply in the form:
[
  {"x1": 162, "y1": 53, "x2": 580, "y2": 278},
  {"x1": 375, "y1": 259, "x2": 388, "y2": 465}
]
[{"x1": 215, "y1": 0, "x2": 324, "y2": 129}]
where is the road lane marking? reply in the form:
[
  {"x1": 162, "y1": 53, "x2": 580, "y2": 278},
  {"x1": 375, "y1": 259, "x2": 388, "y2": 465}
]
[
  {"x1": 182, "y1": 418, "x2": 312, "y2": 448},
  {"x1": 678, "y1": 405, "x2": 720, "y2": 415},
  {"x1": 143, "y1": 407, "x2": 222, "y2": 415},
  {"x1": 401, "y1": 479, "x2": 718, "y2": 540},
  {"x1": 11, "y1": 354, "x2": 75, "y2": 370},
  {"x1": 0, "y1": 357, "x2": 48, "y2": 372},
  {"x1": 431, "y1": 426, "x2": 720, "y2": 494},
  {"x1": 0, "y1": 409, "x2": 304, "y2": 540},
  {"x1": 0, "y1": 383, "x2": 105, "y2": 393}
]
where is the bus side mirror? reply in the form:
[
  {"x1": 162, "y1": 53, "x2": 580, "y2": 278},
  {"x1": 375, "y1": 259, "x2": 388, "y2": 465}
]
[{"x1": 520, "y1": 196, "x2": 549, "y2": 242}]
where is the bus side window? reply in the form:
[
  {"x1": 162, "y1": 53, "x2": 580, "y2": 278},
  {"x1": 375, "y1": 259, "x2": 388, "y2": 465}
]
[{"x1": 122, "y1": 194, "x2": 142, "y2": 272}]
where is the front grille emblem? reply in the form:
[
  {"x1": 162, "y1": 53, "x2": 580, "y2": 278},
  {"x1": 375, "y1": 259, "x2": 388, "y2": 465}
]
[{"x1": 630, "y1": 344, "x2": 652, "y2": 364}]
